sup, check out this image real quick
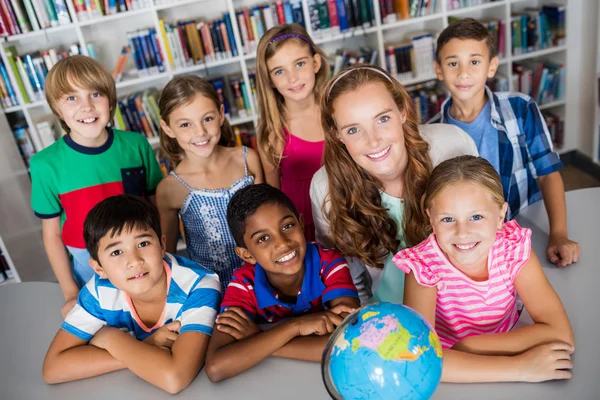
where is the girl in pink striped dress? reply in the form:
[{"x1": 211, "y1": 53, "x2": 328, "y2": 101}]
[{"x1": 394, "y1": 156, "x2": 575, "y2": 383}]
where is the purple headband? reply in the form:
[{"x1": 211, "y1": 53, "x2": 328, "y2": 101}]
[{"x1": 268, "y1": 33, "x2": 312, "y2": 47}]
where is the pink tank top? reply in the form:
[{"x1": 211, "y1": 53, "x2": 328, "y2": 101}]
[{"x1": 280, "y1": 128, "x2": 324, "y2": 242}]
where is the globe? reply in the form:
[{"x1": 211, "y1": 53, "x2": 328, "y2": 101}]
[{"x1": 321, "y1": 302, "x2": 443, "y2": 400}]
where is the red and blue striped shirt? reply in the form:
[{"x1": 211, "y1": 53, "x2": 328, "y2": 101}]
[{"x1": 220, "y1": 242, "x2": 358, "y2": 323}]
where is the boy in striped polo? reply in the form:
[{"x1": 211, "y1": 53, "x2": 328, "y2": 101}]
[
  {"x1": 43, "y1": 195, "x2": 220, "y2": 393},
  {"x1": 205, "y1": 184, "x2": 359, "y2": 382},
  {"x1": 31, "y1": 55, "x2": 163, "y2": 319}
]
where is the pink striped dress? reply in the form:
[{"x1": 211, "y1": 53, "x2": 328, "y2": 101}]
[{"x1": 393, "y1": 220, "x2": 531, "y2": 349}]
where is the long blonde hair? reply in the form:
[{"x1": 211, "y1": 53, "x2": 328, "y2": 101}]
[
  {"x1": 321, "y1": 64, "x2": 432, "y2": 268},
  {"x1": 256, "y1": 23, "x2": 329, "y2": 167},
  {"x1": 423, "y1": 156, "x2": 505, "y2": 234},
  {"x1": 158, "y1": 75, "x2": 235, "y2": 167}
]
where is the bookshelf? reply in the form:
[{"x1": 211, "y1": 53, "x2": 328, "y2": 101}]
[{"x1": 0, "y1": 0, "x2": 572, "y2": 162}]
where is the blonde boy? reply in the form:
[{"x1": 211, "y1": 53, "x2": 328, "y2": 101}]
[
  {"x1": 30, "y1": 56, "x2": 163, "y2": 317},
  {"x1": 429, "y1": 18, "x2": 579, "y2": 267}
]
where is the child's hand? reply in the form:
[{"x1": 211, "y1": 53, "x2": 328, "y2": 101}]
[
  {"x1": 294, "y1": 312, "x2": 344, "y2": 337},
  {"x1": 61, "y1": 297, "x2": 78, "y2": 319},
  {"x1": 143, "y1": 321, "x2": 181, "y2": 350},
  {"x1": 215, "y1": 307, "x2": 261, "y2": 340},
  {"x1": 327, "y1": 303, "x2": 357, "y2": 318},
  {"x1": 546, "y1": 235, "x2": 580, "y2": 267},
  {"x1": 89, "y1": 326, "x2": 121, "y2": 350},
  {"x1": 516, "y1": 342, "x2": 574, "y2": 382}
]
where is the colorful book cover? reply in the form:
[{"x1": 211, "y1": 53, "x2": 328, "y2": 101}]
[
  {"x1": 9, "y1": 0, "x2": 31, "y2": 33},
  {"x1": 159, "y1": 19, "x2": 173, "y2": 68},
  {"x1": 5, "y1": 47, "x2": 29, "y2": 103},
  {"x1": 290, "y1": 0, "x2": 304, "y2": 26},
  {"x1": 148, "y1": 28, "x2": 165, "y2": 72},
  {"x1": 52, "y1": 0, "x2": 70, "y2": 25}
]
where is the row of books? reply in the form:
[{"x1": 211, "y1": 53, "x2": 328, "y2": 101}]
[
  {"x1": 511, "y1": 7, "x2": 566, "y2": 55},
  {"x1": 542, "y1": 111, "x2": 563, "y2": 148},
  {"x1": 113, "y1": 88, "x2": 161, "y2": 138},
  {"x1": 2, "y1": 44, "x2": 82, "y2": 107},
  {"x1": 405, "y1": 80, "x2": 446, "y2": 124},
  {"x1": 126, "y1": 28, "x2": 165, "y2": 78},
  {"x1": 513, "y1": 61, "x2": 564, "y2": 106},
  {"x1": 447, "y1": 0, "x2": 497, "y2": 10},
  {"x1": 329, "y1": 46, "x2": 378, "y2": 76},
  {"x1": 449, "y1": 17, "x2": 505, "y2": 58},
  {"x1": 308, "y1": 0, "x2": 375, "y2": 37},
  {"x1": 380, "y1": 0, "x2": 437, "y2": 24},
  {"x1": 236, "y1": 1, "x2": 305, "y2": 55},
  {"x1": 158, "y1": 14, "x2": 238, "y2": 71},
  {"x1": 385, "y1": 33, "x2": 435, "y2": 82},
  {"x1": 73, "y1": 0, "x2": 151, "y2": 21},
  {"x1": 0, "y1": 0, "x2": 71, "y2": 36},
  {"x1": 213, "y1": 74, "x2": 255, "y2": 121}
]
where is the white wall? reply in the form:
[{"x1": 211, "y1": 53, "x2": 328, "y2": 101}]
[{"x1": 565, "y1": 0, "x2": 598, "y2": 157}]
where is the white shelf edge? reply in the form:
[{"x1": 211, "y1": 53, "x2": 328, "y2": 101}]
[
  {"x1": 511, "y1": 45, "x2": 566, "y2": 62},
  {"x1": 446, "y1": 1, "x2": 507, "y2": 16},
  {"x1": 314, "y1": 26, "x2": 379, "y2": 45},
  {"x1": 154, "y1": 0, "x2": 211, "y2": 11},
  {"x1": 172, "y1": 56, "x2": 242, "y2": 75},
  {"x1": 116, "y1": 72, "x2": 170, "y2": 89},
  {"x1": 539, "y1": 100, "x2": 566, "y2": 111},
  {"x1": 78, "y1": 8, "x2": 154, "y2": 28},
  {"x1": 380, "y1": 13, "x2": 443, "y2": 33},
  {"x1": 398, "y1": 73, "x2": 438, "y2": 87},
  {"x1": 4, "y1": 24, "x2": 76, "y2": 42}
]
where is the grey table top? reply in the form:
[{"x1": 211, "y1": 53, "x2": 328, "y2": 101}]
[{"x1": 1, "y1": 188, "x2": 599, "y2": 399}]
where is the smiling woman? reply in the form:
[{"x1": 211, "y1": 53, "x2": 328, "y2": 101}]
[{"x1": 310, "y1": 64, "x2": 479, "y2": 305}]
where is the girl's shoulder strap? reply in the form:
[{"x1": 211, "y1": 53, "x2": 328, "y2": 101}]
[
  {"x1": 242, "y1": 146, "x2": 249, "y2": 176},
  {"x1": 169, "y1": 170, "x2": 193, "y2": 192}
]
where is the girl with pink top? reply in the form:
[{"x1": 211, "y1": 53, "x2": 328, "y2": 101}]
[
  {"x1": 255, "y1": 24, "x2": 330, "y2": 241},
  {"x1": 394, "y1": 155, "x2": 575, "y2": 383}
]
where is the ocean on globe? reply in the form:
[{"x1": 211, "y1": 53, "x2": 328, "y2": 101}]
[{"x1": 321, "y1": 302, "x2": 443, "y2": 400}]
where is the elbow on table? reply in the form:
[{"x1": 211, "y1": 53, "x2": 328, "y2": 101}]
[
  {"x1": 204, "y1": 358, "x2": 228, "y2": 383},
  {"x1": 160, "y1": 371, "x2": 195, "y2": 395},
  {"x1": 42, "y1": 358, "x2": 65, "y2": 385}
]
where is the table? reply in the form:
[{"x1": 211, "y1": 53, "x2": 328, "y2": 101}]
[{"x1": 1, "y1": 188, "x2": 598, "y2": 399}]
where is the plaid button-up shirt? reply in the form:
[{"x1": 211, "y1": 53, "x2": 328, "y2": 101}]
[{"x1": 428, "y1": 86, "x2": 563, "y2": 219}]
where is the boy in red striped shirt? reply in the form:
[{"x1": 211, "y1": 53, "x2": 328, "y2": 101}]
[{"x1": 205, "y1": 184, "x2": 359, "y2": 382}]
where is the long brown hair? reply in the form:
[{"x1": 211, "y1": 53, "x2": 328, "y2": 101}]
[
  {"x1": 321, "y1": 64, "x2": 432, "y2": 268},
  {"x1": 423, "y1": 156, "x2": 505, "y2": 233},
  {"x1": 256, "y1": 23, "x2": 329, "y2": 167},
  {"x1": 158, "y1": 75, "x2": 235, "y2": 167}
]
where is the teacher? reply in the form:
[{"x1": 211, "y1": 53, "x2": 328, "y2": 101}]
[{"x1": 310, "y1": 64, "x2": 478, "y2": 304}]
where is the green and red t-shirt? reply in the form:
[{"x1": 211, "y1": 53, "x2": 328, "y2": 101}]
[{"x1": 30, "y1": 128, "x2": 163, "y2": 252}]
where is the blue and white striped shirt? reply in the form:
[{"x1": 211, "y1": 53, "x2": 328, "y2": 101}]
[
  {"x1": 428, "y1": 86, "x2": 563, "y2": 219},
  {"x1": 62, "y1": 253, "x2": 221, "y2": 341}
]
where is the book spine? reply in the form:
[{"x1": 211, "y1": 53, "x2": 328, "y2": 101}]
[
  {"x1": 52, "y1": 0, "x2": 70, "y2": 24},
  {"x1": 307, "y1": 0, "x2": 320, "y2": 32},
  {"x1": 283, "y1": 0, "x2": 294, "y2": 24},
  {"x1": 42, "y1": 0, "x2": 59, "y2": 26},
  {"x1": 223, "y1": 13, "x2": 237, "y2": 57},
  {"x1": 0, "y1": 62, "x2": 16, "y2": 106},
  {"x1": 9, "y1": 0, "x2": 30, "y2": 32},
  {"x1": 219, "y1": 21, "x2": 231, "y2": 58},
  {"x1": 326, "y1": 0, "x2": 338, "y2": 32},
  {"x1": 290, "y1": 0, "x2": 304, "y2": 26},
  {"x1": 159, "y1": 19, "x2": 173, "y2": 68},
  {"x1": 30, "y1": 0, "x2": 49, "y2": 28},
  {"x1": 20, "y1": 0, "x2": 38, "y2": 30},
  {"x1": 209, "y1": 21, "x2": 222, "y2": 60},
  {"x1": 336, "y1": 0, "x2": 348, "y2": 31},
  {"x1": 5, "y1": 49, "x2": 28, "y2": 103},
  {"x1": 0, "y1": 0, "x2": 20, "y2": 35},
  {"x1": 148, "y1": 28, "x2": 165, "y2": 72},
  {"x1": 15, "y1": 56, "x2": 34, "y2": 102},
  {"x1": 275, "y1": 0, "x2": 285, "y2": 24},
  {"x1": 139, "y1": 30, "x2": 157, "y2": 74},
  {"x1": 236, "y1": 11, "x2": 249, "y2": 55},
  {"x1": 23, "y1": 54, "x2": 42, "y2": 100}
]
